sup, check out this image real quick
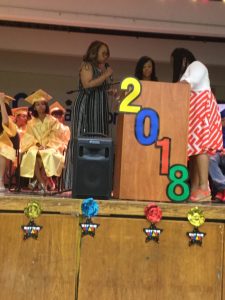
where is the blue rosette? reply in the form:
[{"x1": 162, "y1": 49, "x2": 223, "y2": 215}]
[{"x1": 81, "y1": 198, "x2": 99, "y2": 218}]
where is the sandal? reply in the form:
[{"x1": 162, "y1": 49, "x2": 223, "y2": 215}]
[
  {"x1": 47, "y1": 177, "x2": 55, "y2": 191},
  {"x1": 189, "y1": 189, "x2": 211, "y2": 203},
  {"x1": 28, "y1": 179, "x2": 38, "y2": 191},
  {"x1": 38, "y1": 183, "x2": 48, "y2": 195}
]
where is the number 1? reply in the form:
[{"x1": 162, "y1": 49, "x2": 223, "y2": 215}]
[{"x1": 155, "y1": 138, "x2": 171, "y2": 175}]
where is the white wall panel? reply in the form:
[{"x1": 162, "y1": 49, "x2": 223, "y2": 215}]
[
  {"x1": 0, "y1": 0, "x2": 225, "y2": 37},
  {"x1": 0, "y1": 26, "x2": 225, "y2": 67}
]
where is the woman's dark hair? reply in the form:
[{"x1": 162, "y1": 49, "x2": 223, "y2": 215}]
[
  {"x1": 134, "y1": 56, "x2": 158, "y2": 81},
  {"x1": 0, "y1": 103, "x2": 12, "y2": 134},
  {"x1": 171, "y1": 48, "x2": 196, "y2": 82},
  {"x1": 31, "y1": 101, "x2": 49, "y2": 118},
  {"x1": 83, "y1": 40, "x2": 110, "y2": 65}
]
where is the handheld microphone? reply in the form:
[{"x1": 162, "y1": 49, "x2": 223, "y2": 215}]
[{"x1": 105, "y1": 63, "x2": 113, "y2": 82}]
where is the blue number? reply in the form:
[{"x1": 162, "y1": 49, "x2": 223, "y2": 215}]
[{"x1": 135, "y1": 108, "x2": 159, "y2": 146}]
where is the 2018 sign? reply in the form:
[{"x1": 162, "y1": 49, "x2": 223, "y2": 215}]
[{"x1": 119, "y1": 77, "x2": 190, "y2": 202}]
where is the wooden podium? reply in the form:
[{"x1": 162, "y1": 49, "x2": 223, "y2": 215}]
[{"x1": 113, "y1": 81, "x2": 190, "y2": 202}]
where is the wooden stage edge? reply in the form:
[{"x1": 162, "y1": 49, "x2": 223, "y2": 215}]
[{"x1": 1, "y1": 192, "x2": 225, "y2": 221}]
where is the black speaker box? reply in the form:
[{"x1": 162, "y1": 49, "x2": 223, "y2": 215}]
[{"x1": 72, "y1": 137, "x2": 113, "y2": 199}]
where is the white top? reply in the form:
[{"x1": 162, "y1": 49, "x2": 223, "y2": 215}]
[{"x1": 180, "y1": 61, "x2": 211, "y2": 92}]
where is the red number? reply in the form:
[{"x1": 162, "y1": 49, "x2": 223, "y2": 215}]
[{"x1": 155, "y1": 138, "x2": 171, "y2": 175}]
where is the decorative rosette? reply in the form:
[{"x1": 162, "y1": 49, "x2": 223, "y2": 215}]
[
  {"x1": 81, "y1": 197, "x2": 99, "y2": 219},
  {"x1": 186, "y1": 207, "x2": 206, "y2": 246},
  {"x1": 143, "y1": 203, "x2": 163, "y2": 243},
  {"x1": 144, "y1": 203, "x2": 162, "y2": 224},
  {"x1": 187, "y1": 207, "x2": 205, "y2": 228},
  {"x1": 80, "y1": 198, "x2": 100, "y2": 238},
  {"x1": 24, "y1": 200, "x2": 42, "y2": 220},
  {"x1": 22, "y1": 200, "x2": 43, "y2": 240}
]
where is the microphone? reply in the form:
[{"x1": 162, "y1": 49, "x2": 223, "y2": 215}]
[
  {"x1": 105, "y1": 63, "x2": 113, "y2": 82},
  {"x1": 66, "y1": 90, "x2": 75, "y2": 94}
]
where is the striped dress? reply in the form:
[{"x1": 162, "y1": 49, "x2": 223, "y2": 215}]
[
  {"x1": 64, "y1": 63, "x2": 109, "y2": 189},
  {"x1": 188, "y1": 90, "x2": 223, "y2": 157}
]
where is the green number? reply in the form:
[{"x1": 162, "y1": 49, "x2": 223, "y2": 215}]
[{"x1": 167, "y1": 165, "x2": 190, "y2": 202}]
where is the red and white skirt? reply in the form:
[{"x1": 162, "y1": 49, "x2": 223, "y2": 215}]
[{"x1": 188, "y1": 90, "x2": 223, "y2": 157}]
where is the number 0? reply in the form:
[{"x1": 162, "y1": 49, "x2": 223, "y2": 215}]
[{"x1": 135, "y1": 108, "x2": 159, "y2": 145}]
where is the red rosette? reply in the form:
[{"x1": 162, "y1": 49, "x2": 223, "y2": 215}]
[{"x1": 144, "y1": 203, "x2": 162, "y2": 224}]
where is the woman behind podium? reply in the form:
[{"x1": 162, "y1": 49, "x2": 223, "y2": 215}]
[
  {"x1": 171, "y1": 48, "x2": 223, "y2": 202},
  {"x1": 134, "y1": 56, "x2": 158, "y2": 81},
  {"x1": 64, "y1": 40, "x2": 113, "y2": 189}
]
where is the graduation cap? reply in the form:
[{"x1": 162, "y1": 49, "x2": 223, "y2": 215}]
[
  {"x1": 12, "y1": 106, "x2": 28, "y2": 117},
  {"x1": 25, "y1": 89, "x2": 52, "y2": 105},
  {"x1": 50, "y1": 101, "x2": 66, "y2": 114}
]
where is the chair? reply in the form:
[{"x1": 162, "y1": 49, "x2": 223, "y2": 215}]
[{"x1": 52, "y1": 149, "x2": 67, "y2": 194}]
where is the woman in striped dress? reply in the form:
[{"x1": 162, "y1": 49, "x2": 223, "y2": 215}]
[
  {"x1": 171, "y1": 49, "x2": 223, "y2": 202},
  {"x1": 64, "y1": 40, "x2": 113, "y2": 189}
]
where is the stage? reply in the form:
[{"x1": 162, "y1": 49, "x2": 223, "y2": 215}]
[
  {"x1": 1, "y1": 191, "x2": 225, "y2": 218},
  {"x1": 0, "y1": 192, "x2": 225, "y2": 300}
]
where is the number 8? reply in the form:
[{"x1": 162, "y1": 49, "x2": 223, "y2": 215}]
[{"x1": 167, "y1": 165, "x2": 190, "y2": 202}]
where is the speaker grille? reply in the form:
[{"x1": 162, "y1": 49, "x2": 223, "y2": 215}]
[{"x1": 72, "y1": 137, "x2": 113, "y2": 199}]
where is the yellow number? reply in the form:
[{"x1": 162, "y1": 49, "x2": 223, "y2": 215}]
[{"x1": 119, "y1": 77, "x2": 142, "y2": 113}]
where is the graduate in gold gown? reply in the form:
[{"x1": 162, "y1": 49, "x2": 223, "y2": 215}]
[
  {"x1": 20, "y1": 89, "x2": 65, "y2": 193},
  {"x1": 0, "y1": 93, "x2": 17, "y2": 192},
  {"x1": 11, "y1": 106, "x2": 28, "y2": 140},
  {"x1": 50, "y1": 101, "x2": 70, "y2": 151}
]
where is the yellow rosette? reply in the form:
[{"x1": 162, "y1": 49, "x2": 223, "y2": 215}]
[
  {"x1": 187, "y1": 207, "x2": 205, "y2": 228},
  {"x1": 24, "y1": 200, "x2": 42, "y2": 220}
]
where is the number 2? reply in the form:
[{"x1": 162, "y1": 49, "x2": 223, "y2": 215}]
[{"x1": 119, "y1": 77, "x2": 142, "y2": 114}]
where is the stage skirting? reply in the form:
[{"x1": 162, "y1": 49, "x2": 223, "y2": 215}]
[{"x1": 0, "y1": 195, "x2": 225, "y2": 300}]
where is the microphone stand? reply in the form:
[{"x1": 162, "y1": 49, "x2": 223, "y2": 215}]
[{"x1": 66, "y1": 81, "x2": 121, "y2": 95}]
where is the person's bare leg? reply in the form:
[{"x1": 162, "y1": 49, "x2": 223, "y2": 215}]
[
  {"x1": 195, "y1": 153, "x2": 209, "y2": 190},
  {"x1": 189, "y1": 153, "x2": 211, "y2": 202},
  {"x1": 188, "y1": 156, "x2": 199, "y2": 192},
  {"x1": 34, "y1": 156, "x2": 45, "y2": 186}
]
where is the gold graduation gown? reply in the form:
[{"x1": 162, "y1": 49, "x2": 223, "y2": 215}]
[
  {"x1": 0, "y1": 118, "x2": 17, "y2": 161},
  {"x1": 16, "y1": 124, "x2": 27, "y2": 141},
  {"x1": 58, "y1": 123, "x2": 71, "y2": 151},
  {"x1": 20, "y1": 115, "x2": 64, "y2": 178}
]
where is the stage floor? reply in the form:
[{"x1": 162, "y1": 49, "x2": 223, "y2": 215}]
[
  {"x1": 0, "y1": 189, "x2": 225, "y2": 221},
  {"x1": 7, "y1": 188, "x2": 72, "y2": 198}
]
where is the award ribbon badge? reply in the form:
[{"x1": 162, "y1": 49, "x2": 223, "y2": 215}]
[
  {"x1": 143, "y1": 203, "x2": 163, "y2": 243},
  {"x1": 21, "y1": 200, "x2": 43, "y2": 240},
  {"x1": 186, "y1": 206, "x2": 206, "y2": 246},
  {"x1": 80, "y1": 198, "x2": 100, "y2": 238}
]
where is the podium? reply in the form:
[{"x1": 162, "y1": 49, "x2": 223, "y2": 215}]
[{"x1": 113, "y1": 81, "x2": 190, "y2": 202}]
